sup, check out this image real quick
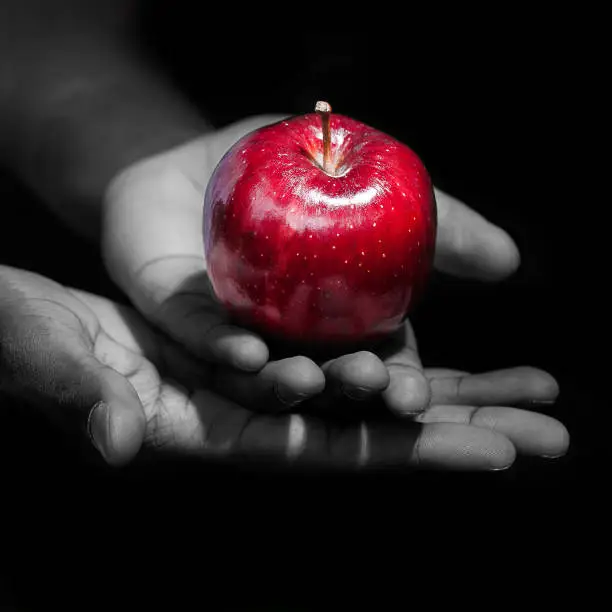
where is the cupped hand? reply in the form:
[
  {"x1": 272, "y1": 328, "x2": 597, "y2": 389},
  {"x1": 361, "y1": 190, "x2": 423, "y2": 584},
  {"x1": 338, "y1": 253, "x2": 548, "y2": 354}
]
[
  {"x1": 102, "y1": 115, "x2": 521, "y2": 413},
  {"x1": 0, "y1": 266, "x2": 568, "y2": 470}
]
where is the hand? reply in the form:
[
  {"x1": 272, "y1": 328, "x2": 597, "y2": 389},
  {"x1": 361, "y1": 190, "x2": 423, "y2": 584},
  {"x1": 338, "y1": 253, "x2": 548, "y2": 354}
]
[
  {"x1": 102, "y1": 115, "x2": 522, "y2": 413},
  {"x1": 0, "y1": 266, "x2": 568, "y2": 470}
]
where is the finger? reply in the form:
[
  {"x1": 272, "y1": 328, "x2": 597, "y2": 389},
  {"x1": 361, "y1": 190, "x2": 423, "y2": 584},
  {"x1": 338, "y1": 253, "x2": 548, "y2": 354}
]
[
  {"x1": 417, "y1": 405, "x2": 570, "y2": 458},
  {"x1": 380, "y1": 322, "x2": 430, "y2": 416},
  {"x1": 238, "y1": 417, "x2": 516, "y2": 471},
  {"x1": 167, "y1": 308, "x2": 269, "y2": 373},
  {"x1": 426, "y1": 367, "x2": 559, "y2": 406},
  {"x1": 211, "y1": 356, "x2": 325, "y2": 412},
  {"x1": 157, "y1": 390, "x2": 515, "y2": 471},
  {"x1": 321, "y1": 351, "x2": 390, "y2": 402},
  {"x1": 145, "y1": 269, "x2": 270, "y2": 372},
  {"x1": 434, "y1": 188, "x2": 521, "y2": 281},
  {"x1": 84, "y1": 359, "x2": 147, "y2": 466}
]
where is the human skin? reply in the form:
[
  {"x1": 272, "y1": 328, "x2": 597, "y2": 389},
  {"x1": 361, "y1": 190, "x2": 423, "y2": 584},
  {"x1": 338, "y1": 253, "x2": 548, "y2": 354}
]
[{"x1": 0, "y1": 0, "x2": 569, "y2": 467}]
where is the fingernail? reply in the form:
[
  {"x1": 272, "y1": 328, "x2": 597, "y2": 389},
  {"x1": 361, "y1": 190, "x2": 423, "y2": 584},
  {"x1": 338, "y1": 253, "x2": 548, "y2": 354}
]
[
  {"x1": 87, "y1": 401, "x2": 112, "y2": 462},
  {"x1": 400, "y1": 406, "x2": 428, "y2": 419},
  {"x1": 342, "y1": 385, "x2": 372, "y2": 401},
  {"x1": 541, "y1": 452, "x2": 568, "y2": 459},
  {"x1": 522, "y1": 399, "x2": 557, "y2": 407},
  {"x1": 489, "y1": 463, "x2": 513, "y2": 472},
  {"x1": 274, "y1": 384, "x2": 307, "y2": 409}
]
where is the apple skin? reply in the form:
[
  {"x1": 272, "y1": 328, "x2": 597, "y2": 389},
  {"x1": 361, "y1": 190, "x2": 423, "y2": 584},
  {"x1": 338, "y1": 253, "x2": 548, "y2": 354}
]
[{"x1": 203, "y1": 111, "x2": 437, "y2": 346}]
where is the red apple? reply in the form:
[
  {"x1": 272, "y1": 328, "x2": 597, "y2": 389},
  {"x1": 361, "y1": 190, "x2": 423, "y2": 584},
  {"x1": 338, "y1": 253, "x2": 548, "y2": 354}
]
[{"x1": 203, "y1": 102, "x2": 436, "y2": 346}]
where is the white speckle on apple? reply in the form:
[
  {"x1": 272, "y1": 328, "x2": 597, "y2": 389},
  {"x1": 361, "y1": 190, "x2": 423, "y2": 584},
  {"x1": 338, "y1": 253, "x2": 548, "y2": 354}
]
[
  {"x1": 344, "y1": 260, "x2": 348, "y2": 264},
  {"x1": 332, "y1": 246, "x2": 336, "y2": 249},
  {"x1": 372, "y1": 222, "x2": 376, "y2": 227},
  {"x1": 361, "y1": 251, "x2": 365, "y2": 256},
  {"x1": 382, "y1": 253, "x2": 386, "y2": 258}
]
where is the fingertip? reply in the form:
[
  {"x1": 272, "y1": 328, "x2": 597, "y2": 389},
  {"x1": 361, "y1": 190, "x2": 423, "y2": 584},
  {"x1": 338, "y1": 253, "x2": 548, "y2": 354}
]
[
  {"x1": 384, "y1": 366, "x2": 430, "y2": 416},
  {"x1": 89, "y1": 401, "x2": 145, "y2": 467},
  {"x1": 533, "y1": 370, "x2": 560, "y2": 401},
  {"x1": 275, "y1": 356, "x2": 326, "y2": 403},
  {"x1": 544, "y1": 422, "x2": 570, "y2": 458},
  {"x1": 539, "y1": 420, "x2": 570, "y2": 459},
  {"x1": 219, "y1": 330, "x2": 270, "y2": 372},
  {"x1": 109, "y1": 401, "x2": 147, "y2": 466},
  {"x1": 515, "y1": 367, "x2": 560, "y2": 401},
  {"x1": 351, "y1": 351, "x2": 391, "y2": 391},
  {"x1": 327, "y1": 351, "x2": 390, "y2": 399},
  {"x1": 488, "y1": 436, "x2": 517, "y2": 471},
  {"x1": 434, "y1": 192, "x2": 521, "y2": 281},
  {"x1": 473, "y1": 228, "x2": 521, "y2": 282},
  {"x1": 492, "y1": 228, "x2": 521, "y2": 279},
  {"x1": 530, "y1": 413, "x2": 570, "y2": 459}
]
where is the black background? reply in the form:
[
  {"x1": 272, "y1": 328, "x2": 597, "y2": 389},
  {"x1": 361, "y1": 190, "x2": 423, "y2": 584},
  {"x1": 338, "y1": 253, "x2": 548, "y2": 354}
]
[{"x1": 1, "y1": 5, "x2": 606, "y2": 610}]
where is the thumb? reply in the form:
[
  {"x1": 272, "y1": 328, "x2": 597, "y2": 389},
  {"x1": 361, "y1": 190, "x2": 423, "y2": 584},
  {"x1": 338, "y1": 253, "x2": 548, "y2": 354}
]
[
  {"x1": 1, "y1": 326, "x2": 146, "y2": 467},
  {"x1": 81, "y1": 358, "x2": 147, "y2": 467},
  {"x1": 434, "y1": 188, "x2": 521, "y2": 281}
]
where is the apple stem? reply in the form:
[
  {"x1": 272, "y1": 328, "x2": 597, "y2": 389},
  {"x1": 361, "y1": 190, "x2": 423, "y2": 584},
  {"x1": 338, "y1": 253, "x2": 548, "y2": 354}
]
[{"x1": 315, "y1": 100, "x2": 332, "y2": 174}]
